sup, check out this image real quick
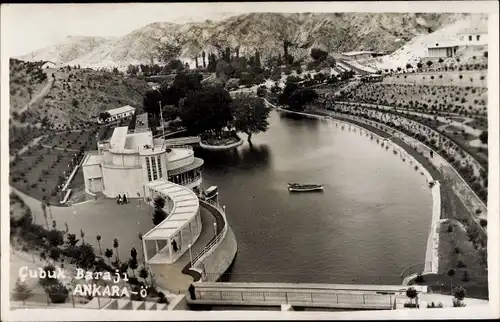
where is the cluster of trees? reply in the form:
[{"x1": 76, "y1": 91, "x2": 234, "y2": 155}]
[
  {"x1": 143, "y1": 71, "x2": 271, "y2": 141},
  {"x1": 278, "y1": 76, "x2": 319, "y2": 111}
]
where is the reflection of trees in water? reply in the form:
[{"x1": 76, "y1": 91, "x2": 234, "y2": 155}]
[
  {"x1": 278, "y1": 112, "x2": 319, "y2": 129},
  {"x1": 195, "y1": 144, "x2": 272, "y2": 170}
]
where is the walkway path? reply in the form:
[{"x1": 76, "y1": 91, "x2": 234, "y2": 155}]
[
  {"x1": 148, "y1": 205, "x2": 218, "y2": 294},
  {"x1": 16, "y1": 77, "x2": 54, "y2": 115}
]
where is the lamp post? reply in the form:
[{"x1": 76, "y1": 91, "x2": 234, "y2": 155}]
[{"x1": 188, "y1": 244, "x2": 193, "y2": 267}]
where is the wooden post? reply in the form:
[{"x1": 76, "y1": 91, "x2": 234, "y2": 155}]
[
  {"x1": 363, "y1": 294, "x2": 366, "y2": 304},
  {"x1": 336, "y1": 293, "x2": 339, "y2": 303},
  {"x1": 71, "y1": 293, "x2": 75, "y2": 307}
]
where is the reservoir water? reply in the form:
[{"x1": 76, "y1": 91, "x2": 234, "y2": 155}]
[{"x1": 197, "y1": 110, "x2": 433, "y2": 285}]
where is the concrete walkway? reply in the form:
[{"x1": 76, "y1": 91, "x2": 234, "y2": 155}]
[{"x1": 148, "y1": 205, "x2": 217, "y2": 294}]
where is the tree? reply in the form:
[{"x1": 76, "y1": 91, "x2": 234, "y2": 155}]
[
  {"x1": 153, "y1": 196, "x2": 166, "y2": 210},
  {"x1": 52, "y1": 220, "x2": 57, "y2": 229},
  {"x1": 139, "y1": 267, "x2": 149, "y2": 286},
  {"x1": 77, "y1": 243, "x2": 96, "y2": 270},
  {"x1": 127, "y1": 65, "x2": 139, "y2": 76},
  {"x1": 426, "y1": 60, "x2": 433, "y2": 68},
  {"x1": 310, "y1": 48, "x2": 328, "y2": 61},
  {"x1": 153, "y1": 208, "x2": 167, "y2": 226},
  {"x1": 416, "y1": 62, "x2": 423, "y2": 70},
  {"x1": 49, "y1": 247, "x2": 61, "y2": 263},
  {"x1": 13, "y1": 278, "x2": 33, "y2": 301},
  {"x1": 406, "y1": 287, "x2": 418, "y2": 307},
  {"x1": 41, "y1": 203, "x2": 49, "y2": 229},
  {"x1": 80, "y1": 229, "x2": 85, "y2": 244},
  {"x1": 452, "y1": 286, "x2": 466, "y2": 307},
  {"x1": 479, "y1": 131, "x2": 488, "y2": 144},
  {"x1": 104, "y1": 248, "x2": 113, "y2": 265},
  {"x1": 447, "y1": 269, "x2": 455, "y2": 292},
  {"x1": 202, "y1": 51, "x2": 206, "y2": 68},
  {"x1": 113, "y1": 238, "x2": 120, "y2": 262},
  {"x1": 231, "y1": 94, "x2": 271, "y2": 143},
  {"x1": 181, "y1": 85, "x2": 233, "y2": 136},
  {"x1": 156, "y1": 39, "x2": 182, "y2": 65},
  {"x1": 128, "y1": 257, "x2": 138, "y2": 277},
  {"x1": 46, "y1": 229, "x2": 64, "y2": 248},
  {"x1": 99, "y1": 112, "x2": 111, "y2": 123},
  {"x1": 96, "y1": 234, "x2": 103, "y2": 256},
  {"x1": 66, "y1": 233, "x2": 79, "y2": 248}
]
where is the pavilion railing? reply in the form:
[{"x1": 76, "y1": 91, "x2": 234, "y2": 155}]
[{"x1": 190, "y1": 199, "x2": 228, "y2": 277}]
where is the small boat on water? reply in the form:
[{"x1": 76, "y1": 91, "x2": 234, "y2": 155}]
[{"x1": 288, "y1": 183, "x2": 324, "y2": 192}]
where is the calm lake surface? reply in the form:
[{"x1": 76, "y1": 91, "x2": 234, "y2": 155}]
[{"x1": 197, "y1": 110, "x2": 432, "y2": 285}]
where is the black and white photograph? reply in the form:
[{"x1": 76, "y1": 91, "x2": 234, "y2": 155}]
[{"x1": 1, "y1": 2, "x2": 498, "y2": 320}]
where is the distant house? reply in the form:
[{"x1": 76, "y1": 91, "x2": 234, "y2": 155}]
[
  {"x1": 341, "y1": 51, "x2": 376, "y2": 61},
  {"x1": 42, "y1": 61, "x2": 56, "y2": 69},
  {"x1": 98, "y1": 105, "x2": 136, "y2": 124},
  {"x1": 427, "y1": 42, "x2": 460, "y2": 58}
]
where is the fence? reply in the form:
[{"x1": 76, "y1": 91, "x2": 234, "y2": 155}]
[
  {"x1": 190, "y1": 288, "x2": 395, "y2": 309},
  {"x1": 190, "y1": 199, "x2": 228, "y2": 273},
  {"x1": 202, "y1": 272, "x2": 404, "y2": 285}
]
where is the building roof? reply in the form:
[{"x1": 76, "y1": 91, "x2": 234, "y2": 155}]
[
  {"x1": 342, "y1": 51, "x2": 376, "y2": 56},
  {"x1": 142, "y1": 179, "x2": 200, "y2": 240},
  {"x1": 125, "y1": 131, "x2": 153, "y2": 149},
  {"x1": 82, "y1": 152, "x2": 104, "y2": 167},
  {"x1": 109, "y1": 126, "x2": 129, "y2": 150},
  {"x1": 427, "y1": 41, "x2": 461, "y2": 49},
  {"x1": 107, "y1": 105, "x2": 136, "y2": 117},
  {"x1": 167, "y1": 158, "x2": 204, "y2": 176}
]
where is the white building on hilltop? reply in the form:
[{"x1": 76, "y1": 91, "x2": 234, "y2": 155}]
[
  {"x1": 81, "y1": 125, "x2": 203, "y2": 198},
  {"x1": 98, "y1": 105, "x2": 136, "y2": 124}
]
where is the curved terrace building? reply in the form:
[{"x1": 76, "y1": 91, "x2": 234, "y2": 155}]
[{"x1": 82, "y1": 124, "x2": 204, "y2": 198}]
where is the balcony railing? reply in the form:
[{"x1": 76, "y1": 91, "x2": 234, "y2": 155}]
[{"x1": 190, "y1": 199, "x2": 228, "y2": 277}]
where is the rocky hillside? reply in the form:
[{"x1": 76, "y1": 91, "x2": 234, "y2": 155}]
[
  {"x1": 364, "y1": 14, "x2": 488, "y2": 70},
  {"x1": 18, "y1": 13, "x2": 474, "y2": 69},
  {"x1": 18, "y1": 36, "x2": 115, "y2": 64}
]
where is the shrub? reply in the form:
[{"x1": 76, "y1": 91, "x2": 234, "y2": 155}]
[
  {"x1": 45, "y1": 281, "x2": 69, "y2": 303},
  {"x1": 13, "y1": 279, "x2": 33, "y2": 301},
  {"x1": 456, "y1": 260, "x2": 466, "y2": 268},
  {"x1": 462, "y1": 270, "x2": 470, "y2": 282},
  {"x1": 415, "y1": 273, "x2": 425, "y2": 283}
]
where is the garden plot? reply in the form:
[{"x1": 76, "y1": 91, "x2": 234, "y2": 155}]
[
  {"x1": 10, "y1": 147, "x2": 80, "y2": 204},
  {"x1": 346, "y1": 83, "x2": 488, "y2": 116},
  {"x1": 41, "y1": 130, "x2": 98, "y2": 151}
]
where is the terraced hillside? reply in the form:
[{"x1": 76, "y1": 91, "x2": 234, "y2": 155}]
[
  {"x1": 345, "y1": 83, "x2": 488, "y2": 117},
  {"x1": 9, "y1": 59, "x2": 49, "y2": 115},
  {"x1": 19, "y1": 65, "x2": 151, "y2": 129}
]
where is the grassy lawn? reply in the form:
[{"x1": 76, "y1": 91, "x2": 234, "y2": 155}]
[{"x1": 10, "y1": 146, "x2": 79, "y2": 204}]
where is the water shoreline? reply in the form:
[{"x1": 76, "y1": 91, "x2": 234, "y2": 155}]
[{"x1": 269, "y1": 103, "x2": 442, "y2": 283}]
